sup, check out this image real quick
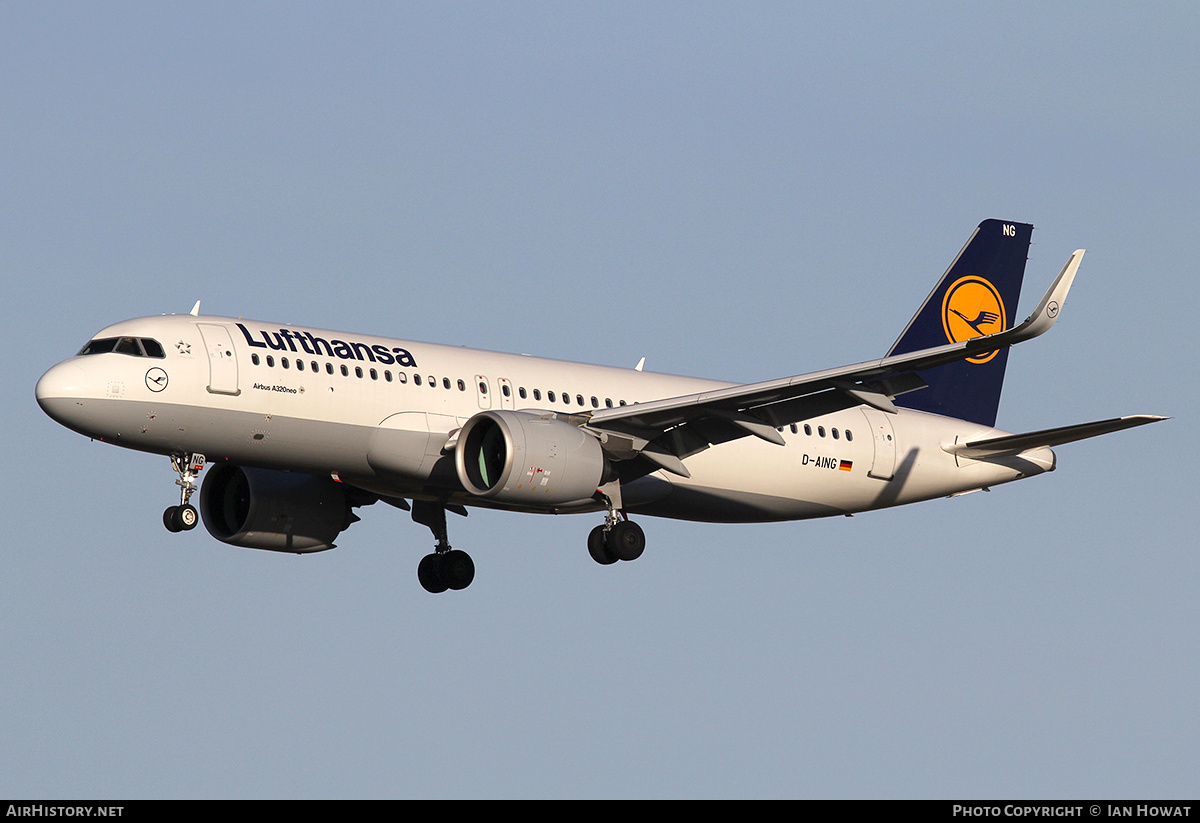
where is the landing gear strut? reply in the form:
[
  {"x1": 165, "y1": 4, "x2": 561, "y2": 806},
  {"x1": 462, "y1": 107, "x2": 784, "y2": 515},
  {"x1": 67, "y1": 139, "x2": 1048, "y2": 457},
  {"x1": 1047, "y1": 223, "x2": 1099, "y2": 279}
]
[
  {"x1": 164, "y1": 453, "x2": 205, "y2": 533},
  {"x1": 412, "y1": 500, "x2": 474, "y2": 593}
]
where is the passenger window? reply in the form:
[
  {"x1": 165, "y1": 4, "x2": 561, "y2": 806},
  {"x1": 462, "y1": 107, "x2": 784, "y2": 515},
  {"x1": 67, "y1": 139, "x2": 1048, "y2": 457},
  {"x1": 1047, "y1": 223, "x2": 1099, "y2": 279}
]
[
  {"x1": 296, "y1": 360, "x2": 304, "y2": 371},
  {"x1": 804, "y1": 424, "x2": 812, "y2": 436},
  {"x1": 457, "y1": 379, "x2": 465, "y2": 391},
  {"x1": 398, "y1": 372, "x2": 407, "y2": 384},
  {"x1": 370, "y1": 368, "x2": 378, "y2": 380},
  {"x1": 832, "y1": 428, "x2": 839, "y2": 439},
  {"x1": 326, "y1": 363, "x2": 334, "y2": 375},
  {"x1": 355, "y1": 367, "x2": 363, "y2": 378},
  {"x1": 519, "y1": 387, "x2": 527, "y2": 399},
  {"x1": 251, "y1": 353, "x2": 260, "y2": 366},
  {"x1": 266, "y1": 355, "x2": 275, "y2": 367},
  {"x1": 414, "y1": 375, "x2": 422, "y2": 386},
  {"x1": 534, "y1": 389, "x2": 542, "y2": 401},
  {"x1": 818, "y1": 426, "x2": 825, "y2": 437},
  {"x1": 846, "y1": 430, "x2": 853, "y2": 442},
  {"x1": 502, "y1": 384, "x2": 511, "y2": 397},
  {"x1": 341, "y1": 365, "x2": 349, "y2": 376},
  {"x1": 444, "y1": 378, "x2": 451, "y2": 390},
  {"x1": 547, "y1": 391, "x2": 555, "y2": 402},
  {"x1": 385, "y1": 371, "x2": 393, "y2": 382},
  {"x1": 281, "y1": 357, "x2": 289, "y2": 369}
]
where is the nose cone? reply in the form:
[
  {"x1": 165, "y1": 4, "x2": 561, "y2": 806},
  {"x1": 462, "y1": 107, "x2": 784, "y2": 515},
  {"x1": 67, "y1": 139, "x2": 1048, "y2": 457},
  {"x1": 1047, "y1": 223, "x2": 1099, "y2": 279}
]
[{"x1": 36, "y1": 361, "x2": 89, "y2": 428}]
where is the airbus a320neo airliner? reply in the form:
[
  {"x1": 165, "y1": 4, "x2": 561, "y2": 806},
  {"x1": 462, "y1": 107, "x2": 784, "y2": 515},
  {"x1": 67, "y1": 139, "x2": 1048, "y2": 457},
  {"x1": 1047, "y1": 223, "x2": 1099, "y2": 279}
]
[{"x1": 36, "y1": 220, "x2": 1164, "y2": 592}]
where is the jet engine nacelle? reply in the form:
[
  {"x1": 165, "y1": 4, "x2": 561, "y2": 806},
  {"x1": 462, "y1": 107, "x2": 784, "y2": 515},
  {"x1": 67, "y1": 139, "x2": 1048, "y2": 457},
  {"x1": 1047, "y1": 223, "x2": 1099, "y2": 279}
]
[
  {"x1": 454, "y1": 410, "x2": 608, "y2": 507},
  {"x1": 200, "y1": 465, "x2": 358, "y2": 553}
]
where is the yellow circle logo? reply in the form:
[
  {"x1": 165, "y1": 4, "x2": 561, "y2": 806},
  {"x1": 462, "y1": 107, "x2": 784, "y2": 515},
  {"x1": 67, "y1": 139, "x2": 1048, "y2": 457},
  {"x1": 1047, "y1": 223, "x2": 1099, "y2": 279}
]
[{"x1": 941, "y1": 276, "x2": 1006, "y2": 363}]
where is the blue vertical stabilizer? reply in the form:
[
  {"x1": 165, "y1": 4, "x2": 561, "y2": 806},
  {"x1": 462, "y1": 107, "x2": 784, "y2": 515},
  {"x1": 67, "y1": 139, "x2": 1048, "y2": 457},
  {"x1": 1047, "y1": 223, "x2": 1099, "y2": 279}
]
[{"x1": 887, "y1": 219, "x2": 1033, "y2": 427}]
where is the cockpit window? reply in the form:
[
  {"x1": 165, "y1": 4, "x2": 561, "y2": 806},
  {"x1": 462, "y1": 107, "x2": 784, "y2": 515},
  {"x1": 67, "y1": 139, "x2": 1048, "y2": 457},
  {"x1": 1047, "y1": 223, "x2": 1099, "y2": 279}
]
[
  {"x1": 78, "y1": 337, "x2": 166, "y2": 358},
  {"x1": 114, "y1": 337, "x2": 141, "y2": 356},
  {"x1": 79, "y1": 338, "x2": 118, "y2": 355}
]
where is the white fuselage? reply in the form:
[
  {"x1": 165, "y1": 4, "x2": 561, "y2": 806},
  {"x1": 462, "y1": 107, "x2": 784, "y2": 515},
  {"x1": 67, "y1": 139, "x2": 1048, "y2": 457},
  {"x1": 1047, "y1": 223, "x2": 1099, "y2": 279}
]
[{"x1": 36, "y1": 313, "x2": 1055, "y2": 525}]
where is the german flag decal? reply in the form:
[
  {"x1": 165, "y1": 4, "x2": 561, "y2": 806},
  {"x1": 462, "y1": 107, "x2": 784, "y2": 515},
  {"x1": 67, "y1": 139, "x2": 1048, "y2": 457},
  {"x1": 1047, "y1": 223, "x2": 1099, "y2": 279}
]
[{"x1": 839, "y1": 460, "x2": 853, "y2": 472}]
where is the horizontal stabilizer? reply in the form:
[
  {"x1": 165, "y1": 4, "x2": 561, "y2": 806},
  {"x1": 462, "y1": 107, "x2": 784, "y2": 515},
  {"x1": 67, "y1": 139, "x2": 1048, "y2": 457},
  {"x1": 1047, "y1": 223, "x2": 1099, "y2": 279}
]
[{"x1": 945, "y1": 415, "x2": 1167, "y2": 459}]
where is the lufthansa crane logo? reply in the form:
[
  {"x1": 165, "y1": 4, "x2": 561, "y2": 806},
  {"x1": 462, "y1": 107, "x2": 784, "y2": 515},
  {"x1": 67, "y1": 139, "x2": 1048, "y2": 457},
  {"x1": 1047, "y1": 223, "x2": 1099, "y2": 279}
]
[
  {"x1": 941, "y1": 275, "x2": 1006, "y2": 364},
  {"x1": 145, "y1": 368, "x2": 168, "y2": 392}
]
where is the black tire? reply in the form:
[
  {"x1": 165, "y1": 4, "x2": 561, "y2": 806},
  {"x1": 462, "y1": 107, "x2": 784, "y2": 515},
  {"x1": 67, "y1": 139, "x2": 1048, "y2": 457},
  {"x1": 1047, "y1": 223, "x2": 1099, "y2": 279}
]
[
  {"x1": 417, "y1": 553, "x2": 448, "y2": 594},
  {"x1": 443, "y1": 550, "x2": 475, "y2": 591},
  {"x1": 588, "y1": 525, "x2": 618, "y2": 565},
  {"x1": 163, "y1": 506, "x2": 183, "y2": 533},
  {"x1": 610, "y1": 520, "x2": 646, "y2": 562}
]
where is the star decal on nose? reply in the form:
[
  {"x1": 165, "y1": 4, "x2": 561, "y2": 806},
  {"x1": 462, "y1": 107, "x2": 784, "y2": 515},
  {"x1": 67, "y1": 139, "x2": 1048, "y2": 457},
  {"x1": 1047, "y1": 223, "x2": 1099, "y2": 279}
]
[{"x1": 176, "y1": 340, "x2": 191, "y2": 355}]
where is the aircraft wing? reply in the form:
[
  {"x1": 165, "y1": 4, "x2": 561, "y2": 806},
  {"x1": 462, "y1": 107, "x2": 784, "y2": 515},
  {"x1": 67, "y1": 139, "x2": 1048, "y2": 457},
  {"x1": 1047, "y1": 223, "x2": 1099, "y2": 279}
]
[{"x1": 583, "y1": 250, "x2": 1085, "y2": 478}]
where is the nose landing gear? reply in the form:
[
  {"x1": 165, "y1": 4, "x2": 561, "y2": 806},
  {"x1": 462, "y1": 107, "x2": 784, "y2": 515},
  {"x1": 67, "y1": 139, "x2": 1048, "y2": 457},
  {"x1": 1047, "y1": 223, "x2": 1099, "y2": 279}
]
[{"x1": 163, "y1": 453, "x2": 205, "y2": 533}]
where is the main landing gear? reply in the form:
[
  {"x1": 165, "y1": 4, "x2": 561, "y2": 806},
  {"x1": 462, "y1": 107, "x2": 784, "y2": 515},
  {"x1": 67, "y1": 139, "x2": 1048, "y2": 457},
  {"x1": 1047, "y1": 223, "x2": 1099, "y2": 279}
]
[
  {"x1": 164, "y1": 453, "x2": 205, "y2": 533},
  {"x1": 412, "y1": 500, "x2": 475, "y2": 594},
  {"x1": 587, "y1": 503, "x2": 646, "y2": 566}
]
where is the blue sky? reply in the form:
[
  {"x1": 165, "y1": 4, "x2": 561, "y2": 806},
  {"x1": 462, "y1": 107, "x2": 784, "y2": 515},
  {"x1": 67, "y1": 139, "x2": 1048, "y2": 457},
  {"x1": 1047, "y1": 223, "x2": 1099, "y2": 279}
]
[{"x1": 3, "y1": 3, "x2": 1195, "y2": 798}]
